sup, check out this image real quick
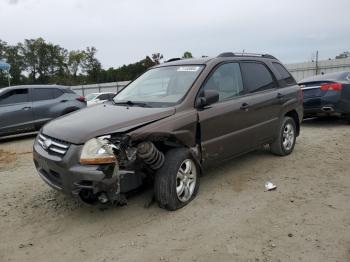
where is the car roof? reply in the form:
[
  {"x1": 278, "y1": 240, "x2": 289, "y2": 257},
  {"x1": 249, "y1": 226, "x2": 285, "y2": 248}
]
[
  {"x1": 299, "y1": 71, "x2": 350, "y2": 83},
  {"x1": 155, "y1": 53, "x2": 278, "y2": 68},
  {"x1": 156, "y1": 57, "x2": 214, "y2": 67},
  {"x1": 5, "y1": 84, "x2": 70, "y2": 90}
]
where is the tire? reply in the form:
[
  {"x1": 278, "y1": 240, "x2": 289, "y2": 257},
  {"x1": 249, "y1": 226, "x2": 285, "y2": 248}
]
[
  {"x1": 270, "y1": 116, "x2": 297, "y2": 156},
  {"x1": 346, "y1": 115, "x2": 350, "y2": 125},
  {"x1": 154, "y1": 148, "x2": 200, "y2": 211}
]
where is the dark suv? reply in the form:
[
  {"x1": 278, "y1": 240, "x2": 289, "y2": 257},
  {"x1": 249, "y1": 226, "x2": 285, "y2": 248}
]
[
  {"x1": 33, "y1": 53, "x2": 303, "y2": 210},
  {"x1": 0, "y1": 85, "x2": 86, "y2": 137}
]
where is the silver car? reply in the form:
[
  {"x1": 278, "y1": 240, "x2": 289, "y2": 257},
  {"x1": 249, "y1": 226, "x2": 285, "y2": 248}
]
[
  {"x1": 86, "y1": 92, "x2": 116, "y2": 107},
  {"x1": 0, "y1": 85, "x2": 86, "y2": 137}
]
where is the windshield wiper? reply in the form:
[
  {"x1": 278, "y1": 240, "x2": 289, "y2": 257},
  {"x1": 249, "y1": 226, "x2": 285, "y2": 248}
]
[{"x1": 113, "y1": 100, "x2": 151, "y2": 107}]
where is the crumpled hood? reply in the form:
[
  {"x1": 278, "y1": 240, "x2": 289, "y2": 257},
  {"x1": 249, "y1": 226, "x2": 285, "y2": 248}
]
[{"x1": 42, "y1": 104, "x2": 176, "y2": 144}]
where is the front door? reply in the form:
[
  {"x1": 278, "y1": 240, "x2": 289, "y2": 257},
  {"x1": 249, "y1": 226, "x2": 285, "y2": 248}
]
[
  {"x1": 197, "y1": 62, "x2": 254, "y2": 165},
  {"x1": 0, "y1": 88, "x2": 34, "y2": 135}
]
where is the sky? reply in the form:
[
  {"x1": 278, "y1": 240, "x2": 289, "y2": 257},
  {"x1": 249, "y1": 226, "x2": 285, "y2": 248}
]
[{"x1": 0, "y1": 0, "x2": 349, "y2": 68}]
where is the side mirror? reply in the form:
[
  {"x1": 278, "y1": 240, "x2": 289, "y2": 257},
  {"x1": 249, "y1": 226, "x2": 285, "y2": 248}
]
[{"x1": 196, "y1": 90, "x2": 219, "y2": 108}]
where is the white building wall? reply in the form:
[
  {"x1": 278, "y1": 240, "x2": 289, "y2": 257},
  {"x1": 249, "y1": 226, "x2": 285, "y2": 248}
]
[{"x1": 285, "y1": 57, "x2": 350, "y2": 81}]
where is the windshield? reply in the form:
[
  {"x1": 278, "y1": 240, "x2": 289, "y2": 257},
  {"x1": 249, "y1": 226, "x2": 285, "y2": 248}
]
[
  {"x1": 113, "y1": 65, "x2": 204, "y2": 107},
  {"x1": 85, "y1": 93, "x2": 99, "y2": 101}
]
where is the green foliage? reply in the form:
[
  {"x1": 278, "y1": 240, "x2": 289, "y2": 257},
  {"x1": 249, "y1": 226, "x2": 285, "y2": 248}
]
[
  {"x1": 182, "y1": 51, "x2": 193, "y2": 59},
  {"x1": 0, "y1": 38, "x2": 164, "y2": 88},
  {"x1": 151, "y1": 53, "x2": 164, "y2": 65}
]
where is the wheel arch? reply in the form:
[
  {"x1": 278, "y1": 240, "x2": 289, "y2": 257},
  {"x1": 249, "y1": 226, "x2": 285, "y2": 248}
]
[
  {"x1": 285, "y1": 110, "x2": 300, "y2": 136},
  {"x1": 61, "y1": 106, "x2": 80, "y2": 116}
]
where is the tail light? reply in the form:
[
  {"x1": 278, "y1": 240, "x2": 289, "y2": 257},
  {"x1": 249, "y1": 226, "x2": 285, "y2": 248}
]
[
  {"x1": 320, "y1": 83, "x2": 342, "y2": 92},
  {"x1": 76, "y1": 96, "x2": 86, "y2": 102}
]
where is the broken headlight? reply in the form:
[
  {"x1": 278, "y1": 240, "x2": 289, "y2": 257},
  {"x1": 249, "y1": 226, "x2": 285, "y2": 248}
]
[{"x1": 80, "y1": 137, "x2": 117, "y2": 165}]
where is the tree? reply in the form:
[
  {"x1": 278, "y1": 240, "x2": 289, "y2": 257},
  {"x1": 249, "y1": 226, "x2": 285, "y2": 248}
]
[
  {"x1": 4, "y1": 44, "x2": 25, "y2": 85},
  {"x1": 182, "y1": 51, "x2": 193, "y2": 59},
  {"x1": 151, "y1": 53, "x2": 164, "y2": 65},
  {"x1": 20, "y1": 38, "x2": 68, "y2": 84},
  {"x1": 0, "y1": 40, "x2": 8, "y2": 60},
  {"x1": 82, "y1": 47, "x2": 102, "y2": 83},
  {"x1": 0, "y1": 37, "x2": 165, "y2": 88},
  {"x1": 67, "y1": 50, "x2": 85, "y2": 77}
]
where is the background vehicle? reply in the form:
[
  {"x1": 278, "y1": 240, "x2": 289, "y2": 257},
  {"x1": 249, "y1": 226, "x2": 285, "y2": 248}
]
[
  {"x1": 86, "y1": 92, "x2": 116, "y2": 106},
  {"x1": 33, "y1": 53, "x2": 303, "y2": 211},
  {"x1": 0, "y1": 85, "x2": 86, "y2": 137},
  {"x1": 299, "y1": 71, "x2": 350, "y2": 123}
]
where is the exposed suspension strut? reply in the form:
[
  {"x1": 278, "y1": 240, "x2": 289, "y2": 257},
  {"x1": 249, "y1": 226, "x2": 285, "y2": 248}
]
[{"x1": 137, "y1": 142, "x2": 165, "y2": 170}]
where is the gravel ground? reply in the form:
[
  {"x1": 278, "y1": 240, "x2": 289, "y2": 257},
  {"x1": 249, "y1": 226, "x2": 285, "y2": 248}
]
[{"x1": 0, "y1": 117, "x2": 349, "y2": 262}]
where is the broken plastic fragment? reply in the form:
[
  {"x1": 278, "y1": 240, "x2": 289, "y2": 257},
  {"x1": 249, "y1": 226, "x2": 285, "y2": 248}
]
[{"x1": 265, "y1": 181, "x2": 277, "y2": 191}]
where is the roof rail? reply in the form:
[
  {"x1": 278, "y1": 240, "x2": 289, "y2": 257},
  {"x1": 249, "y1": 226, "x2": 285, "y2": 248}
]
[
  {"x1": 166, "y1": 58, "x2": 182, "y2": 63},
  {"x1": 217, "y1": 52, "x2": 277, "y2": 60}
]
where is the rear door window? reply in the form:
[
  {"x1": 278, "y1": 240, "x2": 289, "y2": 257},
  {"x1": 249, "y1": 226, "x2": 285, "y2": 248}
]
[
  {"x1": 202, "y1": 63, "x2": 244, "y2": 102},
  {"x1": 32, "y1": 88, "x2": 55, "y2": 101},
  {"x1": 272, "y1": 62, "x2": 295, "y2": 86},
  {"x1": 240, "y1": 62, "x2": 275, "y2": 93},
  {"x1": 0, "y1": 89, "x2": 29, "y2": 105}
]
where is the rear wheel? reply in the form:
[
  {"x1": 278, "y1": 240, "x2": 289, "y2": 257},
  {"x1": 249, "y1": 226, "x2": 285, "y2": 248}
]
[
  {"x1": 346, "y1": 115, "x2": 350, "y2": 125},
  {"x1": 154, "y1": 148, "x2": 199, "y2": 211},
  {"x1": 270, "y1": 116, "x2": 296, "y2": 156}
]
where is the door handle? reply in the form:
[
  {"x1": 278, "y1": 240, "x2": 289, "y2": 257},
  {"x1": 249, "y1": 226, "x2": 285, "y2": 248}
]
[
  {"x1": 277, "y1": 93, "x2": 285, "y2": 99},
  {"x1": 60, "y1": 99, "x2": 68, "y2": 103},
  {"x1": 240, "y1": 102, "x2": 249, "y2": 111},
  {"x1": 22, "y1": 106, "x2": 31, "y2": 111}
]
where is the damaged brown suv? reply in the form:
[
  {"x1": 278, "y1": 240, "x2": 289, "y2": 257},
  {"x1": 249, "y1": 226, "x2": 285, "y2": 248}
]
[{"x1": 33, "y1": 52, "x2": 303, "y2": 210}]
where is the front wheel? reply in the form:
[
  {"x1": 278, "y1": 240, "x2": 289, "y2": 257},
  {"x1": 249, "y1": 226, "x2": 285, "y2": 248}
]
[
  {"x1": 154, "y1": 148, "x2": 199, "y2": 211},
  {"x1": 270, "y1": 116, "x2": 297, "y2": 156}
]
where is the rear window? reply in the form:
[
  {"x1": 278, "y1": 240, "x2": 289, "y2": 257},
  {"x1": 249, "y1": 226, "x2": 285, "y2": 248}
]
[
  {"x1": 345, "y1": 73, "x2": 350, "y2": 82},
  {"x1": 272, "y1": 62, "x2": 295, "y2": 86}
]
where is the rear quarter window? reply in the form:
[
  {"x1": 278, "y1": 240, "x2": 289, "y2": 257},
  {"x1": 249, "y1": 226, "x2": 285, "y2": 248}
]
[
  {"x1": 52, "y1": 89, "x2": 64, "y2": 98},
  {"x1": 272, "y1": 62, "x2": 296, "y2": 86}
]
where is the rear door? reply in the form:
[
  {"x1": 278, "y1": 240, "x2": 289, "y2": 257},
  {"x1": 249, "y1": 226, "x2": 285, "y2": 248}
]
[
  {"x1": 238, "y1": 61, "x2": 281, "y2": 144},
  {"x1": 0, "y1": 88, "x2": 34, "y2": 135},
  {"x1": 31, "y1": 88, "x2": 64, "y2": 126}
]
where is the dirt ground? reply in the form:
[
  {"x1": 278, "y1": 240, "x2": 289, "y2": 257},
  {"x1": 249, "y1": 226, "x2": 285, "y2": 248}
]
[{"x1": 0, "y1": 117, "x2": 349, "y2": 262}]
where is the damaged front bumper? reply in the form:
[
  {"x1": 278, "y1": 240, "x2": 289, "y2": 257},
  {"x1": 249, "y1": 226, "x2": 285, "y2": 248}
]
[{"x1": 33, "y1": 138, "x2": 143, "y2": 204}]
